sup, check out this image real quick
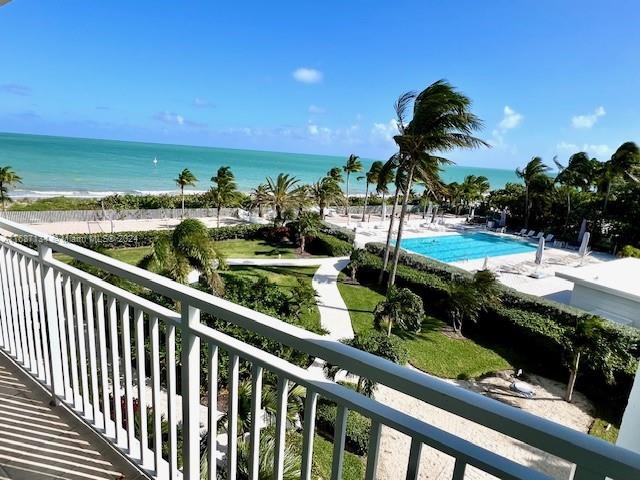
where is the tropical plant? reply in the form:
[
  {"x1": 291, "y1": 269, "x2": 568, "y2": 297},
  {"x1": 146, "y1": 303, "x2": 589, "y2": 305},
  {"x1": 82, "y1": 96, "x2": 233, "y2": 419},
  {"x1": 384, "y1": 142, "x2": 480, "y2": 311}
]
[
  {"x1": 515, "y1": 157, "x2": 550, "y2": 228},
  {"x1": 374, "y1": 286, "x2": 424, "y2": 336},
  {"x1": 446, "y1": 269, "x2": 501, "y2": 334},
  {"x1": 555, "y1": 152, "x2": 600, "y2": 192},
  {"x1": 343, "y1": 154, "x2": 363, "y2": 218},
  {"x1": 293, "y1": 211, "x2": 321, "y2": 252},
  {"x1": 210, "y1": 166, "x2": 240, "y2": 227},
  {"x1": 360, "y1": 161, "x2": 383, "y2": 221},
  {"x1": 250, "y1": 183, "x2": 269, "y2": 217},
  {"x1": 175, "y1": 168, "x2": 198, "y2": 217},
  {"x1": 0, "y1": 166, "x2": 22, "y2": 211},
  {"x1": 138, "y1": 218, "x2": 224, "y2": 294},
  {"x1": 378, "y1": 153, "x2": 405, "y2": 285},
  {"x1": 234, "y1": 429, "x2": 301, "y2": 480},
  {"x1": 387, "y1": 80, "x2": 488, "y2": 287},
  {"x1": 264, "y1": 173, "x2": 300, "y2": 224},
  {"x1": 327, "y1": 166, "x2": 344, "y2": 183},
  {"x1": 600, "y1": 142, "x2": 640, "y2": 215},
  {"x1": 310, "y1": 176, "x2": 343, "y2": 219},
  {"x1": 376, "y1": 158, "x2": 395, "y2": 222}
]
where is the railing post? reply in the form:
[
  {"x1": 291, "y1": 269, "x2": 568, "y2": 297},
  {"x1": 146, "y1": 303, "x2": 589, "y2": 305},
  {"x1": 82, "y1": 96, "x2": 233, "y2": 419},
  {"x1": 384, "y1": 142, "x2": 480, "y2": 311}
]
[
  {"x1": 181, "y1": 302, "x2": 201, "y2": 480},
  {"x1": 38, "y1": 244, "x2": 64, "y2": 403}
]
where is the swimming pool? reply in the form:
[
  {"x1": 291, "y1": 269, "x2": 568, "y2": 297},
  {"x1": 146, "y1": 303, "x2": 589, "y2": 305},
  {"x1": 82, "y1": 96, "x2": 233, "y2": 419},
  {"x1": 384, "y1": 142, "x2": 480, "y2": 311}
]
[{"x1": 397, "y1": 232, "x2": 537, "y2": 263}]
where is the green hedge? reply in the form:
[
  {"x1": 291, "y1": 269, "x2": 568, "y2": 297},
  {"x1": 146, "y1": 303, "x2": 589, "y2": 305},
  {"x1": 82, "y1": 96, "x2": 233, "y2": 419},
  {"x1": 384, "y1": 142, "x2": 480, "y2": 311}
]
[
  {"x1": 320, "y1": 222, "x2": 356, "y2": 243},
  {"x1": 357, "y1": 245, "x2": 640, "y2": 410},
  {"x1": 315, "y1": 400, "x2": 370, "y2": 455},
  {"x1": 308, "y1": 232, "x2": 353, "y2": 256}
]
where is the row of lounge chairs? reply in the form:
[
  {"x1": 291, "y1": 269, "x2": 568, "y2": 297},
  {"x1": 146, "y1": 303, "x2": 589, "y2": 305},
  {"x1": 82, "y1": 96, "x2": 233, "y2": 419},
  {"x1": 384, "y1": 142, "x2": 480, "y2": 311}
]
[{"x1": 514, "y1": 229, "x2": 555, "y2": 243}]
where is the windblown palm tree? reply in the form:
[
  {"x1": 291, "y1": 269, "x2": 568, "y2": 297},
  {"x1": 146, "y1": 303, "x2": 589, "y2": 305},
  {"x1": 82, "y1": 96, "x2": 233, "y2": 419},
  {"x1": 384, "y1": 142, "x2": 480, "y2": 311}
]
[
  {"x1": 342, "y1": 154, "x2": 363, "y2": 219},
  {"x1": 516, "y1": 157, "x2": 550, "y2": 229},
  {"x1": 175, "y1": 168, "x2": 198, "y2": 217},
  {"x1": 250, "y1": 183, "x2": 269, "y2": 217},
  {"x1": 387, "y1": 80, "x2": 488, "y2": 287},
  {"x1": 376, "y1": 158, "x2": 395, "y2": 222},
  {"x1": 210, "y1": 166, "x2": 239, "y2": 227},
  {"x1": 327, "y1": 166, "x2": 344, "y2": 183},
  {"x1": 361, "y1": 161, "x2": 383, "y2": 221},
  {"x1": 264, "y1": 173, "x2": 300, "y2": 223},
  {"x1": 0, "y1": 166, "x2": 22, "y2": 211},
  {"x1": 377, "y1": 153, "x2": 405, "y2": 285},
  {"x1": 138, "y1": 219, "x2": 224, "y2": 294},
  {"x1": 374, "y1": 286, "x2": 424, "y2": 336},
  {"x1": 310, "y1": 176, "x2": 343, "y2": 219},
  {"x1": 600, "y1": 142, "x2": 640, "y2": 215},
  {"x1": 555, "y1": 152, "x2": 600, "y2": 192}
]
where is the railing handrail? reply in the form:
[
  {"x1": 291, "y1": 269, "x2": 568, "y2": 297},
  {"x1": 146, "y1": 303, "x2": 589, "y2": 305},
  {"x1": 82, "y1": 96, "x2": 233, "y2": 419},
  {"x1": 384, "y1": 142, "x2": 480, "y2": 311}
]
[{"x1": 1, "y1": 217, "x2": 639, "y2": 478}]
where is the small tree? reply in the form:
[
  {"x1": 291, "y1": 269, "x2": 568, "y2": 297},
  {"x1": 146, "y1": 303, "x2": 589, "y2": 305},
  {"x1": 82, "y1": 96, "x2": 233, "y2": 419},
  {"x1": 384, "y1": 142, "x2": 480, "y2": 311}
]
[
  {"x1": 347, "y1": 248, "x2": 367, "y2": 282},
  {"x1": 0, "y1": 166, "x2": 22, "y2": 211},
  {"x1": 210, "y1": 166, "x2": 239, "y2": 227},
  {"x1": 286, "y1": 278, "x2": 317, "y2": 319},
  {"x1": 293, "y1": 211, "x2": 321, "y2": 253},
  {"x1": 446, "y1": 269, "x2": 501, "y2": 334},
  {"x1": 374, "y1": 286, "x2": 424, "y2": 336},
  {"x1": 175, "y1": 168, "x2": 198, "y2": 217}
]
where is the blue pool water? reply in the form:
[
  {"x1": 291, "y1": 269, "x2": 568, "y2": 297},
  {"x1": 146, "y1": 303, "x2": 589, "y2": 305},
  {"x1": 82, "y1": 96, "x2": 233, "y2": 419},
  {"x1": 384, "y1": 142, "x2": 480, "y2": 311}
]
[{"x1": 398, "y1": 233, "x2": 537, "y2": 263}]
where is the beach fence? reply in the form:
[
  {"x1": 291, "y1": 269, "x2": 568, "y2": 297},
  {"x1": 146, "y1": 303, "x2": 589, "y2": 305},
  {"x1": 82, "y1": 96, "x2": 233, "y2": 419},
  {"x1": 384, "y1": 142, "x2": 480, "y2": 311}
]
[{"x1": 0, "y1": 207, "x2": 238, "y2": 224}]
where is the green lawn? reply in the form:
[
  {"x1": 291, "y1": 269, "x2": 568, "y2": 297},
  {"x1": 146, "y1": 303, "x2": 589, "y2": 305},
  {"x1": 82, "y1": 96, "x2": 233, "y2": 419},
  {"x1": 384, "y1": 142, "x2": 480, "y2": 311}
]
[
  {"x1": 288, "y1": 431, "x2": 365, "y2": 480},
  {"x1": 215, "y1": 239, "x2": 301, "y2": 258},
  {"x1": 337, "y1": 274, "x2": 511, "y2": 379},
  {"x1": 222, "y1": 265, "x2": 321, "y2": 332}
]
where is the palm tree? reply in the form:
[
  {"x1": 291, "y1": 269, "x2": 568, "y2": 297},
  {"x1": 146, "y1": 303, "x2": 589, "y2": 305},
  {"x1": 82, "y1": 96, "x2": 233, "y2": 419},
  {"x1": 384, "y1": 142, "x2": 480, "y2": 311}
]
[
  {"x1": 294, "y1": 211, "x2": 321, "y2": 253},
  {"x1": 210, "y1": 166, "x2": 239, "y2": 227},
  {"x1": 0, "y1": 166, "x2": 22, "y2": 211},
  {"x1": 250, "y1": 183, "x2": 269, "y2": 217},
  {"x1": 175, "y1": 168, "x2": 198, "y2": 217},
  {"x1": 516, "y1": 157, "x2": 550, "y2": 229},
  {"x1": 138, "y1": 219, "x2": 224, "y2": 294},
  {"x1": 555, "y1": 152, "x2": 600, "y2": 192},
  {"x1": 327, "y1": 166, "x2": 344, "y2": 183},
  {"x1": 376, "y1": 159, "x2": 395, "y2": 223},
  {"x1": 377, "y1": 154, "x2": 404, "y2": 285},
  {"x1": 600, "y1": 142, "x2": 640, "y2": 215},
  {"x1": 387, "y1": 80, "x2": 488, "y2": 287},
  {"x1": 361, "y1": 161, "x2": 383, "y2": 221},
  {"x1": 310, "y1": 176, "x2": 343, "y2": 219},
  {"x1": 264, "y1": 173, "x2": 300, "y2": 223},
  {"x1": 374, "y1": 286, "x2": 424, "y2": 336},
  {"x1": 342, "y1": 154, "x2": 363, "y2": 219},
  {"x1": 446, "y1": 269, "x2": 501, "y2": 334}
]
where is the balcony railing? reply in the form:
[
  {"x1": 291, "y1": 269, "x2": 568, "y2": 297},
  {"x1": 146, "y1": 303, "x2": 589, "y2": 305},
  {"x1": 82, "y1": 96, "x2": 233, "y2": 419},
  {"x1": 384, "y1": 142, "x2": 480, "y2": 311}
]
[{"x1": 0, "y1": 217, "x2": 638, "y2": 480}]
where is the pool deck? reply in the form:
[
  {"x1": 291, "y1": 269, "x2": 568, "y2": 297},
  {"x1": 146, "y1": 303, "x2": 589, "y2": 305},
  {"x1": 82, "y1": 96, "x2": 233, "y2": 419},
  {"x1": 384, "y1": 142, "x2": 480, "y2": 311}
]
[{"x1": 328, "y1": 214, "x2": 613, "y2": 306}]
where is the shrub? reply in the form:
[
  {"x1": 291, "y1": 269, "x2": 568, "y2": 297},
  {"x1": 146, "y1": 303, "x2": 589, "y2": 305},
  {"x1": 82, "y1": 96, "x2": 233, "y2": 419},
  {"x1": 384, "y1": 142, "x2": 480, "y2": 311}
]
[
  {"x1": 619, "y1": 245, "x2": 640, "y2": 258},
  {"x1": 320, "y1": 222, "x2": 356, "y2": 243},
  {"x1": 315, "y1": 401, "x2": 371, "y2": 455},
  {"x1": 308, "y1": 232, "x2": 353, "y2": 256}
]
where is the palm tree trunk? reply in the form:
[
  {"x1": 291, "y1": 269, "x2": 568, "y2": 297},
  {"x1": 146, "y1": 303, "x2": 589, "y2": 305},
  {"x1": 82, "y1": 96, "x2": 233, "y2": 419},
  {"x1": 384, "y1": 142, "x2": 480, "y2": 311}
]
[
  {"x1": 380, "y1": 192, "x2": 387, "y2": 222},
  {"x1": 603, "y1": 180, "x2": 612, "y2": 214},
  {"x1": 378, "y1": 188, "x2": 400, "y2": 285},
  {"x1": 181, "y1": 186, "x2": 185, "y2": 218},
  {"x1": 388, "y1": 165, "x2": 415, "y2": 288},
  {"x1": 524, "y1": 186, "x2": 530, "y2": 229},
  {"x1": 565, "y1": 351, "x2": 581, "y2": 402},
  {"x1": 319, "y1": 205, "x2": 324, "y2": 219},
  {"x1": 345, "y1": 172, "x2": 350, "y2": 220},
  {"x1": 217, "y1": 206, "x2": 221, "y2": 228},
  {"x1": 387, "y1": 319, "x2": 393, "y2": 337},
  {"x1": 300, "y1": 235, "x2": 306, "y2": 253},
  {"x1": 361, "y1": 182, "x2": 369, "y2": 222}
]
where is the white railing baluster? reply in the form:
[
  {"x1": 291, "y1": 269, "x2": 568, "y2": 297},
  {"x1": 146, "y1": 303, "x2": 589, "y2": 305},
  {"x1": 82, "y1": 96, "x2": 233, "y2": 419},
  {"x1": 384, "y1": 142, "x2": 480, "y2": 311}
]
[
  {"x1": 301, "y1": 390, "x2": 318, "y2": 480},
  {"x1": 9, "y1": 251, "x2": 25, "y2": 364},
  {"x1": 181, "y1": 303, "x2": 201, "y2": 480},
  {"x1": 207, "y1": 343, "x2": 218, "y2": 480},
  {"x1": 0, "y1": 246, "x2": 8, "y2": 350},
  {"x1": 33, "y1": 259, "x2": 50, "y2": 386},
  {"x1": 108, "y1": 296, "x2": 123, "y2": 446},
  {"x1": 227, "y1": 353, "x2": 240, "y2": 480},
  {"x1": 74, "y1": 281, "x2": 90, "y2": 417},
  {"x1": 249, "y1": 364, "x2": 263, "y2": 480},
  {"x1": 3, "y1": 247, "x2": 18, "y2": 358},
  {"x1": 95, "y1": 290, "x2": 111, "y2": 432},
  {"x1": 0, "y1": 246, "x2": 16, "y2": 356},
  {"x1": 273, "y1": 376, "x2": 289, "y2": 480},
  {"x1": 331, "y1": 404, "x2": 348, "y2": 480},
  {"x1": 365, "y1": 421, "x2": 382, "y2": 480},
  {"x1": 452, "y1": 458, "x2": 466, "y2": 480},
  {"x1": 63, "y1": 275, "x2": 80, "y2": 410},
  {"x1": 166, "y1": 323, "x2": 178, "y2": 480},
  {"x1": 84, "y1": 286, "x2": 99, "y2": 423},
  {"x1": 26, "y1": 258, "x2": 45, "y2": 380},
  {"x1": 18, "y1": 254, "x2": 37, "y2": 373},
  {"x1": 38, "y1": 245, "x2": 63, "y2": 399},
  {"x1": 55, "y1": 271, "x2": 71, "y2": 401},
  {"x1": 405, "y1": 438, "x2": 423, "y2": 480},
  {"x1": 150, "y1": 315, "x2": 162, "y2": 474},
  {"x1": 134, "y1": 307, "x2": 148, "y2": 465},
  {"x1": 121, "y1": 303, "x2": 135, "y2": 454}
]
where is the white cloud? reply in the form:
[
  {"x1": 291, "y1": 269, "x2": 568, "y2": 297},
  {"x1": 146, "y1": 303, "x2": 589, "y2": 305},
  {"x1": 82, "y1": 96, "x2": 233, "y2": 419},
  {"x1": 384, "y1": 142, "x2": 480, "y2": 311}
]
[
  {"x1": 556, "y1": 141, "x2": 610, "y2": 158},
  {"x1": 371, "y1": 119, "x2": 398, "y2": 143},
  {"x1": 293, "y1": 67, "x2": 323, "y2": 84},
  {"x1": 308, "y1": 104, "x2": 325, "y2": 114},
  {"x1": 498, "y1": 106, "x2": 523, "y2": 130},
  {"x1": 153, "y1": 111, "x2": 206, "y2": 128},
  {"x1": 192, "y1": 98, "x2": 215, "y2": 109},
  {"x1": 571, "y1": 106, "x2": 605, "y2": 129}
]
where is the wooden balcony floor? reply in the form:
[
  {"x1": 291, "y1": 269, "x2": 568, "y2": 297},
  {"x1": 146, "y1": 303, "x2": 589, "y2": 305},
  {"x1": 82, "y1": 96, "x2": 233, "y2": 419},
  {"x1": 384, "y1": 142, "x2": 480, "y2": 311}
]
[{"x1": 0, "y1": 352, "x2": 146, "y2": 480}]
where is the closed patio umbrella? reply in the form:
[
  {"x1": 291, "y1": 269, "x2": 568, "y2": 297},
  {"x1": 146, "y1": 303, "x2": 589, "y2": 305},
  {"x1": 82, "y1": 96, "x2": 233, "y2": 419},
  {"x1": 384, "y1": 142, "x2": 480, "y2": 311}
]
[
  {"x1": 579, "y1": 231, "x2": 591, "y2": 257},
  {"x1": 426, "y1": 202, "x2": 433, "y2": 221},
  {"x1": 578, "y1": 219, "x2": 587, "y2": 243},
  {"x1": 535, "y1": 236, "x2": 545, "y2": 265},
  {"x1": 500, "y1": 209, "x2": 507, "y2": 227}
]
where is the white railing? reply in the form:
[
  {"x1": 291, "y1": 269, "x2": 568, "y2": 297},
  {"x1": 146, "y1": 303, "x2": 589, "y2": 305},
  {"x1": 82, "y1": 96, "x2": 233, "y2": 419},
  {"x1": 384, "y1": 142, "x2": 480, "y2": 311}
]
[{"x1": 0, "y1": 217, "x2": 638, "y2": 480}]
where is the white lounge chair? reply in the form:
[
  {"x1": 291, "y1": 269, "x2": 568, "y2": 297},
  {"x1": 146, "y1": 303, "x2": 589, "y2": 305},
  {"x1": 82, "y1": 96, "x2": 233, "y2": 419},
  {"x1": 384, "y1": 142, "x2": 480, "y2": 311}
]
[
  {"x1": 524, "y1": 230, "x2": 536, "y2": 237},
  {"x1": 515, "y1": 228, "x2": 527, "y2": 236},
  {"x1": 544, "y1": 233, "x2": 554, "y2": 243}
]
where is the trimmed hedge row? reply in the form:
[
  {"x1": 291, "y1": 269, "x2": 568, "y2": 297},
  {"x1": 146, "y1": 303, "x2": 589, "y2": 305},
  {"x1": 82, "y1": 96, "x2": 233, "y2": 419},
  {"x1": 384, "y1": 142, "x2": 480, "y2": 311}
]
[
  {"x1": 320, "y1": 222, "x2": 356, "y2": 244},
  {"x1": 308, "y1": 232, "x2": 354, "y2": 257},
  {"x1": 357, "y1": 246, "x2": 640, "y2": 410},
  {"x1": 315, "y1": 400, "x2": 371, "y2": 455}
]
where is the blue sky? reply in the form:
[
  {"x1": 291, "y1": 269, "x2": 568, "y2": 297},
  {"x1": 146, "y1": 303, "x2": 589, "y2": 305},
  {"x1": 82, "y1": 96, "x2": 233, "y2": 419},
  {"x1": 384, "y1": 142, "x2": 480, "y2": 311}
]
[{"x1": 0, "y1": 0, "x2": 638, "y2": 168}]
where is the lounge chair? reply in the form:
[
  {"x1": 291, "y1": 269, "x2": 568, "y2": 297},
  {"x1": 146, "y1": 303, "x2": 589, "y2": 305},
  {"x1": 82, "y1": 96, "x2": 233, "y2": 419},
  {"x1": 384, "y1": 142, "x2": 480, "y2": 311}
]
[
  {"x1": 544, "y1": 233, "x2": 554, "y2": 243},
  {"x1": 515, "y1": 228, "x2": 527, "y2": 236},
  {"x1": 533, "y1": 232, "x2": 544, "y2": 240},
  {"x1": 525, "y1": 230, "x2": 536, "y2": 237}
]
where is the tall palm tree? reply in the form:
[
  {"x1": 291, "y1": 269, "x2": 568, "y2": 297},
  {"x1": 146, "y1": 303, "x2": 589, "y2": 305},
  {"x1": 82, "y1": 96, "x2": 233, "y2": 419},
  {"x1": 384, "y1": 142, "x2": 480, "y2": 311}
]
[
  {"x1": 210, "y1": 166, "x2": 239, "y2": 227},
  {"x1": 138, "y1": 219, "x2": 224, "y2": 294},
  {"x1": 175, "y1": 168, "x2": 198, "y2": 217},
  {"x1": 0, "y1": 166, "x2": 22, "y2": 211},
  {"x1": 343, "y1": 154, "x2": 363, "y2": 220},
  {"x1": 310, "y1": 176, "x2": 344, "y2": 219},
  {"x1": 378, "y1": 154, "x2": 405, "y2": 285},
  {"x1": 376, "y1": 159, "x2": 395, "y2": 223},
  {"x1": 361, "y1": 161, "x2": 383, "y2": 221},
  {"x1": 264, "y1": 173, "x2": 300, "y2": 223},
  {"x1": 387, "y1": 80, "x2": 488, "y2": 287},
  {"x1": 555, "y1": 152, "x2": 600, "y2": 192},
  {"x1": 515, "y1": 157, "x2": 549, "y2": 229},
  {"x1": 327, "y1": 166, "x2": 344, "y2": 183},
  {"x1": 600, "y1": 142, "x2": 640, "y2": 215}
]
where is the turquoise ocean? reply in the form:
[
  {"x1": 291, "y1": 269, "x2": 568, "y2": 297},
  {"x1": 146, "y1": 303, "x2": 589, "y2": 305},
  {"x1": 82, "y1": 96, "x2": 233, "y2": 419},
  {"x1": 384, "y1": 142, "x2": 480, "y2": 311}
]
[{"x1": 0, "y1": 132, "x2": 520, "y2": 198}]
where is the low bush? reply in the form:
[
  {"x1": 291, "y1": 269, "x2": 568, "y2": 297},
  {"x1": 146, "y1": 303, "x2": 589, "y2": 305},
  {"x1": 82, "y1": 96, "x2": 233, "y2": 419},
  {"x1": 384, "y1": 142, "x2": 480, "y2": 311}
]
[
  {"x1": 315, "y1": 400, "x2": 371, "y2": 455},
  {"x1": 308, "y1": 232, "x2": 353, "y2": 256},
  {"x1": 619, "y1": 245, "x2": 640, "y2": 258},
  {"x1": 320, "y1": 222, "x2": 356, "y2": 243}
]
